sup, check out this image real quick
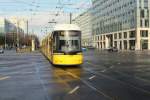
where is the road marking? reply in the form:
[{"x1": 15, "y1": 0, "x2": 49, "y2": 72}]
[
  {"x1": 110, "y1": 66, "x2": 114, "y2": 69},
  {"x1": 86, "y1": 68, "x2": 150, "y2": 95},
  {"x1": 118, "y1": 63, "x2": 121, "y2": 65},
  {"x1": 34, "y1": 62, "x2": 52, "y2": 100},
  {"x1": 89, "y1": 75, "x2": 96, "y2": 80},
  {"x1": 87, "y1": 62, "x2": 100, "y2": 67},
  {"x1": 68, "y1": 86, "x2": 80, "y2": 94},
  {"x1": 67, "y1": 72, "x2": 79, "y2": 79},
  {"x1": 101, "y1": 69, "x2": 106, "y2": 72},
  {"x1": 85, "y1": 62, "x2": 150, "y2": 95},
  {"x1": 22, "y1": 72, "x2": 34, "y2": 74},
  {"x1": 66, "y1": 71, "x2": 113, "y2": 99},
  {"x1": 0, "y1": 76, "x2": 10, "y2": 80}
]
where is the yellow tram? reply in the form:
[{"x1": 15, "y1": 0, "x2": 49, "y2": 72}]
[{"x1": 41, "y1": 24, "x2": 83, "y2": 65}]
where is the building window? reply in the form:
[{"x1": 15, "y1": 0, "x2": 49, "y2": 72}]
[
  {"x1": 114, "y1": 41, "x2": 117, "y2": 48},
  {"x1": 114, "y1": 33, "x2": 117, "y2": 39},
  {"x1": 141, "y1": 40, "x2": 148, "y2": 49},
  {"x1": 124, "y1": 32, "x2": 127, "y2": 38},
  {"x1": 129, "y1": 31, "x2": 135, "y2": 38},
  {"x1": 119, "y1": 33, "x2": 122, "y2": 39},
  {"x1": 124, "y1": 40, "x2": 127, "y2": 50},
  {"x1": 140, "y1": 19, "x2": 143, "y2": 27},
  {"x1": 144, "y1": 0, "x2": 148, "y2": 8},
  {"x1": 120, "y1": 41, "x2": 122, "y2": 50},
  {"x1": 97, "y1": 36, "x2": 99, "y2": 41},
  {"x1": 101, "y1": 36, "x2": 102, "y2": 40},
  {"x1": 129, "y1": 40, "x2": 135, "y2": 50},
  {"x1": 103, "y1": 36, "x2": 105, "y2": 40},
  {"x1": 140, "y1": 30, "x2": 148, "y2": 37},
  {"x1": 139, "y1": 0, "x2": 142, "y2": 8},
  {"x1": 140, "y1": 10, "x2": 145, "y2": 18},
  {"x1": 145, "y1": 19, "x2": 149, "y2": 27},
  {"x1": 103, "y1": 42, "x2": 105, "y2": 48}
]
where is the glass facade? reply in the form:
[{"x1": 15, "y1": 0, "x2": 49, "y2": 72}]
[
  {"x1": 72, "y1": 9, "x2": 92, "y2": 46},
  {"x1": 92, "y1": 0, "x2": 150, "y2": 50},
  {"x1": 138, "y1": 0, "x2": 150, "y2": 28},
  {"x1": 92, "y1": 0, "x2": 137, "y2": 35}
]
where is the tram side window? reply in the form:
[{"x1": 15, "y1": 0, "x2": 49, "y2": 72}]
[{"x1": 53, "y1": 35, "x2": 57, "y2": 51}]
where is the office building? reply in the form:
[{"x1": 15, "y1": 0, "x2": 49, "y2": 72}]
[
  {"x1": 72, "y1": 10, "x2": 92, "y2": 46},
  {"x1": 0, "y1": 17, "x2": 27, "y2": 47},
  {"x1": 92, "y1": 0, "x2": 150, "y2": 50}
]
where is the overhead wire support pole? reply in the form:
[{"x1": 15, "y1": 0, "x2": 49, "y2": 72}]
[
  {"x1": 27, "y1": 20, "x2": 28, "y2": 35},
  {"x1": 4, "y1": 18, "x2": 6, "y2": 49},
  {"x1": 16, "y1": 20, "x2": 19, "y2": 49},
  {"x1": 4, "y1": 28, "x2": 6, "y2": 49},
  {"x1": 70, "y1": 12, "x2": 72, "y2": 24}
]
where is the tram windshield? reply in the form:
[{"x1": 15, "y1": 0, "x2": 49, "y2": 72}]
[{"x1": 53, "y1": 31, "x2": 81, "y2": 53}]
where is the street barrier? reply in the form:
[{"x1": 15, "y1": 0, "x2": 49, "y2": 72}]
[{"x1": 16, "y1": 47, "x2": 31, "y2": 53}]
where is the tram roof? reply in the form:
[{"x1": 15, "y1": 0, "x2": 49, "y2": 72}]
[{"x1": 54, "y1": 24, "x2": 81, "y2": 31}]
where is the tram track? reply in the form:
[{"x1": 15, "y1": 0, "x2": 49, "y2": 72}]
[
  {"x1": 59, "y1": 67, "x2": 121, "y2": 100},
  {"x1": 56, "y1": 61, "x2": 150, "y2": 100},
  {"x1": 84, "y1": 61, "x2": 150, "y2": 96}
]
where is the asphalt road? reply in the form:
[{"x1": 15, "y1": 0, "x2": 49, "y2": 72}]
[{"x1": 0, "y1": 50, "x2": 150, "y2": 100}]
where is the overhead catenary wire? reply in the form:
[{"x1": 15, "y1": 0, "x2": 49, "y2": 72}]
[{"x1": 0, "y1": 0, "x2": 92, "y2": 37}]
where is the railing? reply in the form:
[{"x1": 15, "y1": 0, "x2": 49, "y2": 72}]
[{"x1": 16, "y1": 47, "x2": 31, "y2": 53}]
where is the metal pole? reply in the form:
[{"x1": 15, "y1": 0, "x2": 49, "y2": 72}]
[
  {"x1": 32, "y1": 29, "x2": 34, "y2": 35},
  {"x1": 17, "y1": 21, "x2": 19, "y2": 48},
  {"x1": 4, "y1": 19, "x2": 6, "y2": 49},
  {"x1": 27, "y1": 20, "x2": 28, "y2": 35},
  {"x1": 70, "y1": 13, "x2": 72, "y2": 24},
  {"x1": 5, "y1": 31, "x2": 6, "y2": 49},
  {"x1": 26, "y1": 20, "x2": 28, "y2": 46}
]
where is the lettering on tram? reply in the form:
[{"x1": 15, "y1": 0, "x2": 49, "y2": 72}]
[{"x1": 42, "y1": 24, "x2": 83, "y2": 66}]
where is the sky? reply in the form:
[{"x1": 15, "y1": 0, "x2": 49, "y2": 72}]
[{"x1": 0, "y1": 0, "x2": 92, "y2": 39}]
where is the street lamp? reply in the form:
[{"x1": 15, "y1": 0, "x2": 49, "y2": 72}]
[
  {"x1": 16, "y1": 21, "x2": 20, "y2": 49},
  {"x1": 4, "y1": 19, "x2": 7, "y2": 49},
  {"x1": 4, "y1": 23, "x2": 6, "y2": 49},
  {"x1": 4, "y1": 30, "x2": 6, "y2": 49},
  {"x1": 69, "y1": 13, "x2": 72, "y2": 24},
  {"x1": 48, "y1": 21, "x2": 57, "y2": 24},
  {"x1": 48, "y1": 20, "x2": 57, "y2": 29}
]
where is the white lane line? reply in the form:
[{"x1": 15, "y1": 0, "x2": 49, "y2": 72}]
[
  {"x1": 66, "y1": 71, "x2": 113, "y2": 99},
  {"x1": 89, "y1": 75, "x2": 96, "y2": 80},
  {"x1": 85, "y1": 68, "x2": 150, "y2": 95},
  {"x1": 86, "y1": 62, "x2": 99, "y2": 67},
  {"x1": 1, "y1": 71, "x2": 34, "y2": 76},
  {"x1": 0, "y1": 76, "x2": 10, "y2": 80},
  {"x1": 110, "y1": 66, "x2": 114, "y2": 69},
  {"x1": 67, "y1": 72, "x2": 79, "y2": 79},
  {"x1": 34, "y1": 62, "x2": 51, "y2": 100},
  {"x1": 85, "y1": 62, "x2": 150, "y2": 97},
  {"x1": 68, "y1": 86, "x2": 80, "y2": 94},
  {"x1": 118, "y1": 63, "x2": 121, "y2": 65},
  {"x1": 101, "y1": 69, "x2": 106, "y2": 72}
]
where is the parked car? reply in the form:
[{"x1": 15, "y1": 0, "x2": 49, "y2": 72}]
[
  {"x1": 86, "y1": 46, "x2": 96, "y2": 50},
  {"x1": 82, "y1": 47, "x2": 87, "y2": 52},
  {"x1": 107, "y1": 47, "x2": 118, "y2": 52},
  {"x1": 0, "y1": 47, "x2": 4, "y2": 54}
]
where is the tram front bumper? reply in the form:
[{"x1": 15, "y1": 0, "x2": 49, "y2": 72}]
[{"x1": 53, "y1": 54, "x2": 83, "y2": 65}]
